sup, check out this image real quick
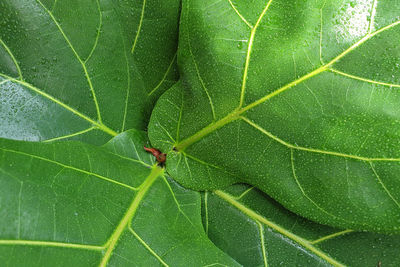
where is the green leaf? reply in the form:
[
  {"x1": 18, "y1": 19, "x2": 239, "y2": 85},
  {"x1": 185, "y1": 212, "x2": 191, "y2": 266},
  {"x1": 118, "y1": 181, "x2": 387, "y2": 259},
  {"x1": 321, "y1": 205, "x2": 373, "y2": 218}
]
[
  {"x1": 0, "y1": 0, "x2": 179, "y2": 144},
  {"x1": 0, "y1": 130, "x2": 238, "y2": 266},
  {"x1": 149, "y1": 0, "x2": 400, "y2": 232},
  {"x1": 204, "y1": 184, "x2": 400, "y2": 267}
]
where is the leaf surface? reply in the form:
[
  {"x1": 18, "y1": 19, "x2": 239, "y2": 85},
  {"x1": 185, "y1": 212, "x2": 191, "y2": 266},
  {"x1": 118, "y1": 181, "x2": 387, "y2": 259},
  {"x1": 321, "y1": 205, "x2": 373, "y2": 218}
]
[
  {"x1": 0, "y1": 0, "x2": 179, "y2": 144},
  {"x1": 204, "y1": 184, "x2": 400, "y2": 267},
  {"x1": 0, "y1": 130, "x2": 238, "y2": 266},
  {"x1": 149, "y1": 0, "x2": 400, "y2": 232}
]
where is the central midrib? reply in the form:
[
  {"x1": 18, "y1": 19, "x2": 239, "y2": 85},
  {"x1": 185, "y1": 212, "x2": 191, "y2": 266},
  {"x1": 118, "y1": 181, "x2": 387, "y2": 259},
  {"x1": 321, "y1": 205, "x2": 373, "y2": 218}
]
[
  {"x1": 99, "y1": 165, "x2": 164, "y2": 266},
  {"x1": 175, "y1": 65, "x2": 327, "y2": 151},
  {"x1": 175, "y1": 18, "x2": 400, "y2": 151}
]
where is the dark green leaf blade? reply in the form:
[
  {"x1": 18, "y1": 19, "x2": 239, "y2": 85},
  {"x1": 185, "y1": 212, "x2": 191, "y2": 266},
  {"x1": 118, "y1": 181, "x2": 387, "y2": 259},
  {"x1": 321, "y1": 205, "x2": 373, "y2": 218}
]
[
  {"x1": 204, "y1": 184, "x2": 400, "y2": 267},
  {"x1": 149, "y1": 0, "x2": 400, "y2": 232},
  {"x1": 0, "y1": 130, "x2": 239, "y2": 266},
  {"x1": 0, "y1": 0, "x2": 179, "y2": 144}
]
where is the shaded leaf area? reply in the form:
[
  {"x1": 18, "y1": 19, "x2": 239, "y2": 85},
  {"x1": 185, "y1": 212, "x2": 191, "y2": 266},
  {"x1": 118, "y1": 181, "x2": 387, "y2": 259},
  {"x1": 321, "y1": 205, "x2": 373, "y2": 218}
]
[
  {"x1": 149, "y1": 0, "x2": 400, "y2": 232},
  {"x1": 0, "y1": 130, "x2": 238, "y2": 266},
  {"x1": 0, "y1": 0, "x2": 179, "y2": 144},
  {"x1": 204, "y1": 184, "x2": 400, "y2": 267}
]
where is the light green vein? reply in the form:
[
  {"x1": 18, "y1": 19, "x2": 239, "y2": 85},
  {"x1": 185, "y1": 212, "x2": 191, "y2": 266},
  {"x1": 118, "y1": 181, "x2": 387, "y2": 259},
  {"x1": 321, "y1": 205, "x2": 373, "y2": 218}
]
[
  {"x1": 161, "y1": 175, "x2": 198, "y2": 230},
  {"x1": 290, "y1": 149, "x2": 349, "y2": 224},
  {"x1": 215, "y1": 190, "x2": 345, "y2": 267},
  {"x1": 182, "y1": 152, "x2": 237, "y2": 177},
  {"x1": 0, "y1": 147, "x2": 137, "y2": 191},
  {"x1": 0, "y1": 240, "x2": 104, "y2": 251},
  {"x1": 131, "y1": 0, "x2": 146, "y2": 54},
  {"x1": 100, "y1": 166, "x2": 163, "y2": 267},
  {"x1": 36, "y1": 0, "x2": 102, "y2": 122},
  {"x1": 0, "y1": 38, "x2": 23, "y2": 80},
  {"x1": 43, "y1": 127, "x2": 96, "y2": 143},
  {"x1": 121, "y1": 29, "x2": 131, "y2": 132},
  {"x1": 239, "y1": 0, "x2": 273, "y2": 107},
  {"x1": 17, "y1": 183, "x2": 22, "y2": 239},
  {"x1": 51, "y1": 0, "x2": 58, "y2": 12},
  {"x1": 176, "y1": 18, "x2": 400, "y2": 151},
  {"x1": 187, "y1": 16, "x2": 216, "y2": 120},
  {"x1": 236, "y1": 186, "x2": 255, "y2": 200},
  {"x1": 128, "y1": 227, "x2": 169, "y2": 267},
  {"x1": 176, "y1": 89, "x2": 184, "y2": 141},
  {"x1": 204, "y1": 191, "x2": 209, "y2": 235},
  {"x1": 0, "y1": 74, "x2": 117, "y2": 137},
  {"x1": 310, "y1": 229, "x2": 353, "y2": 245},
  {"x1": 85, "y1": 0, "x2": 102, "y2": 63},
  {"x1": 257, "y1": 222, "x2": 268, "y2": 267},
  {"x1": 148, "y1": 53, "x2": 177, "y2": 96},
  {"x1": 369, "y1": 162, "x2": 400, "y2": 209},
  {"x1": 107, "y1": 151, "x2": 151, "y2": 168},
  {"x1": 227, "y1": 0, "x2": 253, "y2": 28},
  {"x1": 329, "y1": 68, "x2": 400, "y2": 88},
  {"x1": 241, "y1": 116, "x2": 400, "y2": 162}
]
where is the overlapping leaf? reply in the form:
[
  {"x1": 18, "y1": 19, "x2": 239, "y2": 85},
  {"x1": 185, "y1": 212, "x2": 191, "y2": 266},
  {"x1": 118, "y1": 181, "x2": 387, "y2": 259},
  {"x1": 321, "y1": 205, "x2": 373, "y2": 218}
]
[
  {"x1": 204, "y1": 184, "x2": 400, "y2": 266},
  {"x1": 149, "y1": 0, "x2": 400, "y2": 232},
  {"x1": 0, "y1": 0, "x2": 179, "y2": 144},
  {"x1": 0, "y1": 130, "x2": 238, "y2": 266}
]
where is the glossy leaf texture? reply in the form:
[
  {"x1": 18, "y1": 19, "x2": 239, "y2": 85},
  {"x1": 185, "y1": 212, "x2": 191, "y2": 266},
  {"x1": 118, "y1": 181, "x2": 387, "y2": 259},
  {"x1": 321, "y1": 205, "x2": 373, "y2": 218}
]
[
  {"x1": 204, "y1": 184, "x2": 400, "y2": 267},
  {"x1": 0, "y1": 130, "x2": 238, "y2": 266},
  {"x1": 149, "y1": 0, "x2": 400, "y2": 232},
  {"x1": 0, "y1": 0, "x2": 179, "y2": 144}
]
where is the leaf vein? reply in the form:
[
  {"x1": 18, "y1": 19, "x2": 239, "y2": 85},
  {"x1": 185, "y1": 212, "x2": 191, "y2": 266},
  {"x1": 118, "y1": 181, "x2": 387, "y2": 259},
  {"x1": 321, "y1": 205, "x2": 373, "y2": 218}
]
[
  {"x1": 131, "y1": 0, "x2": 146, "y2": 54},
  {"x1": 329, "y1": 68, "x2": 400, "y2": 88},
  {"x1": 0, "y1": 147, "x2": 137, "y2": 191},
  {"x1": 0, "y1": 74, "x2": 117, "y2": 136},
  {"x1": 215, "y1": 190, "x2": 345, "y2": 267},
  {"x1": 227, "y1": 0, "x2": 253, "y2": 28},
  {"x1": 369, "y1": 162, "x2": 400, "y2": 209},
  {"x1": 241, "y1": 116, "x2": 400, "y2": 162},
  {"x1": 0, "y1": 38, "x2": 23, "y2": 80},
  {"x1": 36, "y1": 0, "x2": 103, "y2": 122},
  {"x1": 0, "y1": 240, "x2": 104, "y2": 251},
  {"x1": 128, "y1": 227, "x2": 169, "y2": 267}
]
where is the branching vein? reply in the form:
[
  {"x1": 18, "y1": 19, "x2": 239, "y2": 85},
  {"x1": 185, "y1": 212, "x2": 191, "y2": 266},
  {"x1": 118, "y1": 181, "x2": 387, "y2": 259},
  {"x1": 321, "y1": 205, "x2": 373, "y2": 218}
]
[
  {"x1": 0, "y1": 147, "x2": 137, "y2": 191},
  {"x1": 148, "y1": 53, "x2": 177, "y2": 96},
  {"x1": 0, "y1": 240, "x2": 104, "y2": 251},
  {"x1": 239, "y1": 0, "x2": 273, "y2": 107},
  {"x1": 0, "y1": 38, "x2": 23, "y2": 80},
  {"x1": 227, "y1": 0, "x2": 253, "y2": 28},
  {"x1": 215, "y1": 190, "x2": 345, "y2": 267},
  {"x1": 128, "y1": 227, "x2": 169, "y2": 267},
  {"x1": 100, "y1": 166, "x2": 163, "y2": 266},
  {"x1": 310, "y1": 229, "x2": 353, "y2": 245},
  {"x1": 176, "y1": 18, "x2": 400, "y2": 151},
  {"x1": 329, "y1": 68, "x2": 400, "y2": 88},
  {"x1": 36, "y1": 0, "x2": 102, "y2": 122},
  {"x1": 0, "y1": 74, "x2": 117, "y2": 136},
  {"x1": 241, "y1": 116, "x2": 400, "y2": 162},
  {"x1": 131, "y1": 0, "x2": 146, "y2": 54}
]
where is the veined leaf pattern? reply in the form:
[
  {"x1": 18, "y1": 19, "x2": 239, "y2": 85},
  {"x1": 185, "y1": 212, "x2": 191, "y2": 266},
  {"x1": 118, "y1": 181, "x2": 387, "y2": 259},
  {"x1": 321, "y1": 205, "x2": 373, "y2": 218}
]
[
  {"x1": 0, "y1": 0, "x2": 179, "y2": 144},
  {"x1": 0, "y1": 130, "x2": 238, "y2": 266},
  {"x1": 204, "y1": 184, "x2": 400, "y2": 266},
  {"x1": 149, "y1": 0, "x2": 400, "y2": 232}
]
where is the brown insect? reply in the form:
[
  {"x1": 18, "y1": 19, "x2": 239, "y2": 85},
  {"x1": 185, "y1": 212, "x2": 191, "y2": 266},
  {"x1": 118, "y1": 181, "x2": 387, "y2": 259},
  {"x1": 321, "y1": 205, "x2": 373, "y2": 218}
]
[{"x1": 144, "y1": 146, "x2": 166, "y2": 164}]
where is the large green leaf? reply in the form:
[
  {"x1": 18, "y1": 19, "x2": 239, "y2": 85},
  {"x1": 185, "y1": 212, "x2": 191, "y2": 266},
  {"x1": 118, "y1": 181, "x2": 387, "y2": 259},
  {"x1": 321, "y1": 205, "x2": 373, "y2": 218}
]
[
  {"x1": 0, "y1": 0, "x2": 179, "y2": 144},
  {"x1": 204, "y1": 184, "x2": 400, "y2": 267},
  {"x1": 0, "y1": 130, "x2": 238, "y2": 266},
  {"x1": 149, "y1": 0, "x2": 400, "y2": 232}
]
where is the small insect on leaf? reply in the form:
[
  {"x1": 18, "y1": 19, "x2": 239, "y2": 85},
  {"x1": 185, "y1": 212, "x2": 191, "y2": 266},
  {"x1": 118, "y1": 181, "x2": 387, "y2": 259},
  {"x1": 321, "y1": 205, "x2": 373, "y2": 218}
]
[{"x1": 144, "y1": 146, "x2": 167, "y2": 164}]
